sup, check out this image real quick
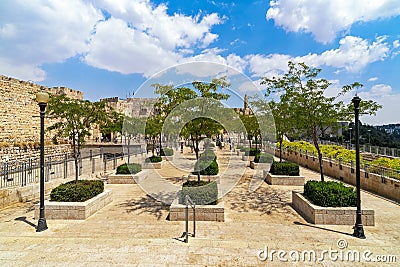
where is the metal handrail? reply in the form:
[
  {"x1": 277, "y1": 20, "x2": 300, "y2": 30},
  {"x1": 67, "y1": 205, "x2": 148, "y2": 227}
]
[{"x1": 184, "y1": 195, "x2": 196, "y2": 243}]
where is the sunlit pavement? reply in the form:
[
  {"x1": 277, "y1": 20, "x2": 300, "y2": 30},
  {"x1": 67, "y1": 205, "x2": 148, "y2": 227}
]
[{"x1": 0, "y1": 147, "x2": 399, "y2": 266}]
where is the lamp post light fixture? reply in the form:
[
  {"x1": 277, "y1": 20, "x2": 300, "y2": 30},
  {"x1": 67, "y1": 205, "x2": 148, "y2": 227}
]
[
  {"x1": 36, "y1": 90, "x2": 49, "y2": 232},
  {"x1": 352, "y1": 95, "x2": 366, "y2": 239}
]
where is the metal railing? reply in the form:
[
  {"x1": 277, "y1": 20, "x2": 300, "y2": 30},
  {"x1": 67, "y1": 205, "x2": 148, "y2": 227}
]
[
  {"x1": 278, "y1": 147, "x2": 400, "y2": 181},
  {"x1": 184, "y1": 195, "x2": 196, "y2": 243},
  {"x1": 320, "y1": 140, "x2": 400, "y2": 158},
  {"x1": 0, "y1": 149, "x2": 141, "y2": 189}
]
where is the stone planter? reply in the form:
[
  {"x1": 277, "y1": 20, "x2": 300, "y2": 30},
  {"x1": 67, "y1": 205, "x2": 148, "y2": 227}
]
[
  {"x1": 264, "y1": 172, "x2": 305, "y2": 186},
  {"x1": 250, "y1": 162, "x2": 271, "y2": 170},
  {"x1": 142, "y1": 161, "x2": 163, "y2": 169},
  {"x1": 169, "y1": 197, "x2": 224, "y2": 222},
  {"x1": 34, "y1": 190, "x2": 112, "y2": 220},
  {"x1": 107, "y1": 170, "x2": 147, "y2": 184},
  {"x1": 187, "y1": 174, "x2": 220, "y2": 183},
  {"x1": 292, "y1": 191, "x2": 374, "y2": 225}
]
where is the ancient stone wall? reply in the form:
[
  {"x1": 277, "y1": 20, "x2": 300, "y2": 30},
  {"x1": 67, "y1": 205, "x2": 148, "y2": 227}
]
[{"x1": 0, "y1": 75, "x2": 83, "y2": 148}]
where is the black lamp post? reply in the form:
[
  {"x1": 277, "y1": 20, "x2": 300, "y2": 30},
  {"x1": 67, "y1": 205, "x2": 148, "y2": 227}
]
[
  {"x1": 36, "y1": 90, "x2": 49, "y2": 232},
  {"x1": 352, "y1": 95, "x2": 366, "y2": 239}
]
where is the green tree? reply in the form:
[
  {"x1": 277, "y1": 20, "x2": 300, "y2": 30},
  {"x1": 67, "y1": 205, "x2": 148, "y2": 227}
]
[
  {"x1": 46, "y1": 94, "x2": 110, "y2": 182},
  {"x1": 261, "y1": 62, "x2": 381, "y2": 181},
  {"x1": 99, "y1": 110, "x2": 124, "y2": 142},
  {"x1": 238, "y1": 113, "x2": 260, "y2": 150}
]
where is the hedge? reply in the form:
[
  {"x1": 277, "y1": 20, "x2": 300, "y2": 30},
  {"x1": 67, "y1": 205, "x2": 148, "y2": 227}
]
[
  {"x1": 254, "y1": 153, "x2": 274, "y2": 163},
  {"x1": 116, "y1": 163, "x2": 142, "y2": 174},
  {"x1": 160, "y1": 148, "x2": 174, "y2": 156},
  {"x1": 179, "y1": 180, "x2": 218, "y2": 205},
  {"x1": 50, "y1": 180, "x2": 104, "y2": 202},
  {"x1": 194, "y1": 160, "x2": 219, "y2": 175},
  {"x1": 270, "y1": 161, "x2": 299, "y2": 176},
  {"x1": 304, "y1": 180, "x2": 356, "y2": 207},
  {"x1": 145, "y1": 155, "x2": 162, "y2": 163}
]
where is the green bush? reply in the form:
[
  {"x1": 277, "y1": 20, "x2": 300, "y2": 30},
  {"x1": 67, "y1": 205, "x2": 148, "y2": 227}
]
[
  {"x1": 50, "y1": 180, "x2": 104, "y2": 202},
  {"x1": 160, "y1": 148, "x2": 174, "y2": 156},
  {"x1": 116, "y1": 163, "x2": 142, "y2": 174},
  {"x1": 179, "y1": 180, "x2": 218, "y2": 205},
  {"x1": 145, "y1": 155, "x2": 162, "y2": 163},
  {"x1": 249, "y1": 148, "x2": 260, "y2": 156},
  {"x1": 304, "y1": 180, "x2": 356, "y2": 207},
  {"x1": 194, "y1": 160, "x2": 219, "y2": 175},
  {"x1": 242, "y1": 147, "x2": 259, "y2": 156},
  {"x1": 270, "y1": 161, "x2": 299, "y2": 176},
  {"x1": 254, "y1": 153, "x2": 274, "y2": 163}
]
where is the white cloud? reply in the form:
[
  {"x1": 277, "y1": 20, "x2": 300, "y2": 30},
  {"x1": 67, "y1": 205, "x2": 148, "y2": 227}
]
[
  {"x1": 0, "y1": 0, "x2": 224, "y2": 80},
  {"x1": 84, "y1": 17, "x2": 180, "y2": 76},
  {"x1": 359, "y1": 93, "x2": 400, "y2": 125},
  {"x1": 368, "y1": 77, "x2": 378, "y2": 82},
  {"x1": 267, "y1": 0, "x2": 400, "y2": 43},
  {"x1": 238, "y1": 80, "x2": 262, "y2": 92},
  {"x1": 83, "y1": 0, "x2": 223, "y2": 77},
  {"x1": 247, "y1": 36, "x2": 391, "y2": 77},
  {"x1": 370, "y1": 84, "x2": 393, "y2": 95},
  {"x1": 0, "y1": 0, "x2": 103, "y2": 81}
]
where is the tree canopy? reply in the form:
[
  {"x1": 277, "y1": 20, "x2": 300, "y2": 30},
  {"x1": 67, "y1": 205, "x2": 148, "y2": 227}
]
[
  {"x1": 46, "y1": 94, "x2": 110, "y2": 181},
  {"x1": 261, "y1": 61, "x2": 381, "y2": 181}
]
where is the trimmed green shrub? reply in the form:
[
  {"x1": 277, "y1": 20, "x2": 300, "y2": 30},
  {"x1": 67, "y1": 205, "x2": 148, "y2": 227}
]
[
  {"x1": 254, "y1": 153, "x2": 274, "y2": 163},
  {"x1": 179, "y1": 180, "x2": 218, "y2": 205},
  {"x1": 193, "y1": 149, "x2": 218, "y2": 175},
  {"x1": 249, "y1": 148, "x2": 260, "y2": 156},
  {"x1": 270, "y1": 161, "x2": 299, "y2": 176},
  {"x1": 242, "y1": 147, "x2": 260, "y2": 156},
  {"x1": 194, "y1": 160, "x2": 219, "y2": 175},
  {"x1": 50, "y1": 180, "x2": 104, "y2": 202},
  {"x1": 116, "y1": 163, "x2": 141, "y2": 174},
  {"x1": 160, "y1": 148, "x2": 174, "y2": 156},
  {"x1": 304, "y1": 180, "x2": 356, "y2": 207},
  {"x1": 145, "y1": 155, "x2": 162, "y2": 163}
]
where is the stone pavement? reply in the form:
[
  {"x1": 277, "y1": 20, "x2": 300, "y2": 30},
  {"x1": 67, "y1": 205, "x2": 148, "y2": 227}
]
[{"x1": 0, "y1": 147, "x2": 399, "y2": 266}]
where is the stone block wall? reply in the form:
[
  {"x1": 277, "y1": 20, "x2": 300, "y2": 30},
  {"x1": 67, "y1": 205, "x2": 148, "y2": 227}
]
[
  {"x1": 34, "y1": 190, "x2": 112, "y2": 220},
  {"x1": 0, "y1": 75, "x2": 82, "y2": 147},
  {"x1": 169, "y1": 199, "x2": 224, "y2": 222},
  {"x1": 292, "y1": 191, "x2": 375, "y2": 225}
]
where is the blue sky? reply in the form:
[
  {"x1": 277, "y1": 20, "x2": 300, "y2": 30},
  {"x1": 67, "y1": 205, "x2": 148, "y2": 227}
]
[{"x1": 1, "y1": 0, "x2": 400, "y2": 125}]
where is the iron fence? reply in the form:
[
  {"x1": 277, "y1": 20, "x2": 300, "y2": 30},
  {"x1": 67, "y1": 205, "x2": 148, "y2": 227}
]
[
  {"x1": 0, "y1": 150, "x2": 141, "y2": 189},
  {"x1": 279, "y1": 147, "x2": 400, "y2": 181}
]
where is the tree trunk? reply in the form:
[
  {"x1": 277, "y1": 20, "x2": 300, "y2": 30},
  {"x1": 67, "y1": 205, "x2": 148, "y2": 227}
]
[
  {"x1": 159, "y1": 133, "x2": 162, "y2": 152},
  {"x1": 72, "y1": 134, "x2": 79, "y2": 182},
  {"x1": 312, "y1": 129, "x2": 324, "y2": 182},
  {"x1": 279, "y1": 136, "x2": 283, "y2": 162}
]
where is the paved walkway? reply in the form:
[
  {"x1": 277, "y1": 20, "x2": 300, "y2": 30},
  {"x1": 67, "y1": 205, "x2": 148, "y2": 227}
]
[{"x1": 0, "y1": 147, "x2": 399, "y2": 266}]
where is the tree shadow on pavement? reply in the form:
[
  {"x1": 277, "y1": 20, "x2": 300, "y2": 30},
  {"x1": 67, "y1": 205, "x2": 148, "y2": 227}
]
[
  {"x1": 226, "y1": 175, "x2": 295, "y2": 216},
  {"x1": 119, "y1": 192, "x2": 175, "y2": 220}
]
